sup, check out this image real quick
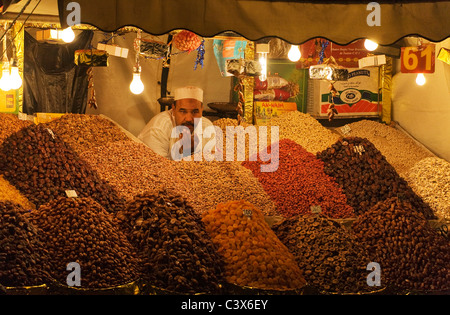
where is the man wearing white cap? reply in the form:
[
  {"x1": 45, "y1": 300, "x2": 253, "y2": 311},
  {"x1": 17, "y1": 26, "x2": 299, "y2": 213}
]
[{"x1": 138, "y1": 86, "x2": 216, "y2": 160}]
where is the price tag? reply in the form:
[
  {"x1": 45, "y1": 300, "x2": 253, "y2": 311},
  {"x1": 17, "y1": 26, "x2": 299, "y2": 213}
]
[
  {"x1": 401, "y1": 44, "x2": 435, "y2": 73},
  {"x1": 65, "y1": 190, "x2": 78, "y2": 198},
  {"x1": 310, "y1": 205, "x2": 322, "y2": 214},
  {"x1": 340, "y1": 124, "x2": 351, "y2": 135},
  {"x1": 18, "y1": 112, "x2": 28, "y2": 121},
  {"x1": 242, "y1": 209, "x2": 253, "y2": 217}
]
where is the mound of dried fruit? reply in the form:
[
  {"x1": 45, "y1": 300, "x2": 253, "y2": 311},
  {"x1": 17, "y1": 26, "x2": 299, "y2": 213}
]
[
  {"x1": 242, "y1": 139, "x2": 354, "y2": 219},
  {"x1": 0, "y1": 124, "x2": 124, "y2": 212},
  {"x1": 0, "y1": 201, "x2": 51, "y2": 287},
  {"x1": 26, "y1": 197, "x2": 140, "y2": 288},
  {"x1": 351, "y1": 197, "x2": 450, "y2": 292},
  {"x1": 202, "y1": 200, "x2": 306, "y2": 291},
  {"x1": 317, "y1": 137, "x2": 436, "y2": 219},
  {"x1": 0, "y1": 113, "x2": 33, "y2": 145},
  {"x1": 115, "y1": 190, "x2": 224, "y2": 294},
  {"x1": 43, "y1": 114, "x2": 132, "y2": 154},
  {"x1": 272, "y1": 214, "x2": 376, "y2": 294},
  {"x1": 0, "y1": 175, "x2": 35, "y2": 210}
]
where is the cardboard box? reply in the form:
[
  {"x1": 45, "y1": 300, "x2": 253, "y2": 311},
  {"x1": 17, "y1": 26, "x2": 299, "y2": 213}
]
[
  {"x1": 307, "y1": 67, "x2": 380, "y2": 117},
  {"x1": 34, "y1": 112, "x2": 65, "y2": 124},
  {"x1": 97, "y1": 43, "x2": 129, "y2": 58},
  {"x1": 358, "y1": 55, "x2": 386, "y2": 68},
  {"x1": 36, "y1": 29, "x2": 61, "y2": 43}
]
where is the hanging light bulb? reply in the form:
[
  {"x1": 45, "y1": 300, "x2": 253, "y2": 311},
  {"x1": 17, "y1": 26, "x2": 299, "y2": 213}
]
[
  {"x1": 364, "y1": 39, "x2": 378, "y2": 51},
  {"x1": 415, "y1": 73, "x2": 426, "y2": 86},
  {"x1": 0, "y1": 26, "x2": 11, "y2": 91},
  {"x1": 130, "y1": 66, "x2": 144, "y2": 95},
  {"x1": 9, "y1": 66, "x2": 22, "y2": 90},
  {"x1": 0, "y1": 66, "x2": 11, "y2": 92},
  {"x1": 256, "y1": 43, "x2": 269, "y2": 82},
  {"x1": 288, "y1": 45, "x2": 301, "y2": 62},
  {"x1": 258, "y1": 53, "x2": 268, "y2": 82},
  {"x1": 61, "y1": 27, "x2": 75, "y2": 43}
]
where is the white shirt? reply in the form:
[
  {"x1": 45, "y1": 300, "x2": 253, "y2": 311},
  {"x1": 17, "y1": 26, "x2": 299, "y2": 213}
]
[{"x1": 138, "y1": 109, "x2": 216, "y2": 160}]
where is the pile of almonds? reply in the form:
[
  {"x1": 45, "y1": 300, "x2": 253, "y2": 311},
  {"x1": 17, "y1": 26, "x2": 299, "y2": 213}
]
[
  {"x1": 258, "y1": 111, "x2": 341, "y2": 154},
  {"x1": 0, "y1": 124, "x2": 124, "y2": 212},
  {"x1": 272, "y1": 214, "x2": 376, "y2": 294},
  {"x1": 115, "y1": 190, "x2": 224, "y2": 294},
  {"x1": 202, "y1": 200, "x2": 306, "y2": 291},
  {"x1": 317, "y1": 137, "x2": 436, "y2": 219},
  {"x1": 173, "y1": 160, "x2": 278, "y2": 216},
  {"x1": 405, "y1": 157, "x2": 450, "y2": 220},
  {"x1": 26, "y1": 197, "x2": 141, "y2": 288},
  {"x1": 213, "y1": 118, "x2": 274, "y2": 161},
  {"x1": 351, "y1": 197, "x2": 450, "y2": 292},
  {"x1": 0, "y1": 201, "x2": 51, "y2": 287},
  {"x1": 80, "y1": 141, "x2": 192, "y2": 203},
  {"x1": 43, "y1": 114, "x2": 132, "y2": 155},
  {"x1": 242, "y1": 139, "x2": 354, "y2": 219}
]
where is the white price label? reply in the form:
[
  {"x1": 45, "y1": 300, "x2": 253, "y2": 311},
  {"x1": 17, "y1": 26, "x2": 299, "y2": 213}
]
[{"x1": 65, "y1": 190, "x2": 78, "y2": 198}]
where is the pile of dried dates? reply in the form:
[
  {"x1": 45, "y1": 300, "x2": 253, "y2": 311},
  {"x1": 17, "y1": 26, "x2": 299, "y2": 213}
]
[
  {"x1": 115, "y1": 189, "x2": 224, "y2": 294},
  {"x1": 272, "y1": 213, "x2": 377, "y2": 294}
]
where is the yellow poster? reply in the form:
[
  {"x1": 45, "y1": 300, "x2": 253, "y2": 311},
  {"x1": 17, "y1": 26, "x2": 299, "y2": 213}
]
[{"x1": 0, "y1": 90, "x2": 17, "y2": 113}]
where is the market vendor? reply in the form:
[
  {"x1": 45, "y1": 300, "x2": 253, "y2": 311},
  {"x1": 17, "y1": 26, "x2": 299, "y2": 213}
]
[{"x1": 138, "y1": 86, "x2": 216, "y2": 160}]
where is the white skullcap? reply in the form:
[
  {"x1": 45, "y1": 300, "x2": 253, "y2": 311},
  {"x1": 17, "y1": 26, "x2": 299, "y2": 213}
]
[{"x1": 174, "y1": 86, "x2": 203, "y2": 103}]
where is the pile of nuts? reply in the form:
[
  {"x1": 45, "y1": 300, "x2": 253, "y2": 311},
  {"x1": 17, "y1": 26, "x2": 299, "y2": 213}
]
[
  {"x1": 80, "y1": 141, "x2": 192, "y2": 203},
  {"x1": 351, "y1": 197, "x2": 450, "y2": 292},
  {"x1": 339, "y1": 120, "x2": 434, "y2": 176},
  {"x1": 26, "y1": 197, "x2": 141, "y2": 288},
  {"x1": 0, "y1": 113, "x2": 33, "y2": 145},
  {"x1": 115, "y1": 189, "x2": 224, "y2": 294},
  {"x1": 0, "y1": 175, "x2": 35, "y2": 210},
  {"x1": 213, "y1": 118, "x2": 273, "y2": 161},
  {"x1": 202, "y1": 200, "x2": 306, "y2": 291},
  {"x1": 0, "y1": 201, "x2": 52, "y2": 287},
  {"x1": 272, "y1": 214, "x2": 376, "y2": 294},
  {"x1": 242, "y1": 139, "x2": 354, "y2": 219},
  {"x1": 0, "y1": 124, "x2": 124, "y2": 212},
  {"x1": 317, "y1": 137, "x2": 436, "y2": 219},
  {"x1": 258, "y1": 111, "x2": 341, "y2": 154},
  {"x1": 173, "y1": 160, "x2": 278, "y2": 216},
  {"x1": 405, "y1": 157, "x2": 450, "y2": 220},
  {"x1": 43, "y1": 114, "x2": 132, "y2": 154}
]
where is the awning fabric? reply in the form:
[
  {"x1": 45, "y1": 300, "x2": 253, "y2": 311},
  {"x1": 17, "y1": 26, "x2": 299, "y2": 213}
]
[{"x1": 58, "y1": 0, "x2": 450, "y2": 45}]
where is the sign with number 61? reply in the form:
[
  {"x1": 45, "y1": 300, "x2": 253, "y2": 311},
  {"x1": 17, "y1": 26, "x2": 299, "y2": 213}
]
[{"x1": 401, "y1": 45, "x2": 435, "y2": 74}]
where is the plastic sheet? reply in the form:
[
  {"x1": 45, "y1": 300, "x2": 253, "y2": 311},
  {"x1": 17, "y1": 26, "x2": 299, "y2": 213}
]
[{"x1": 22, "y1": 30, "x2": 94, "y2": 115}]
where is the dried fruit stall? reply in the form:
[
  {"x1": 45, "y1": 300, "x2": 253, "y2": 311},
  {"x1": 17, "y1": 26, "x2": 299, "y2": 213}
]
[{"x1": 0, "y1": 112, "x2": 449, "y2": 295}]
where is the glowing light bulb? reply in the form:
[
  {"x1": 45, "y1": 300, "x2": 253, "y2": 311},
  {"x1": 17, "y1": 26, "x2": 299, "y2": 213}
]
[
  {"x1": 61, "y1": 27, "x2": 75, "y2": 43},
  {"x1": 258, "y1": 53, "x2": 267, "y2": 82},
  {"x1": 416, "y1": 73, "x2": 426, "y2": 86},
  {"x1": 0, "y1": 68, "x2": 11, "y2": 91},
  {"x1": 130, "y1": 72, "x2": 144, "y2": 94},
  {"x1": 364, "y1": 39, "x2": 378, "y2": 51},
  {"x1": 9, "y1": 66, "x2": 22, "y2": 90},
  {"x1": 288, "y1": 45, "x2": 301, "y2": 62}
]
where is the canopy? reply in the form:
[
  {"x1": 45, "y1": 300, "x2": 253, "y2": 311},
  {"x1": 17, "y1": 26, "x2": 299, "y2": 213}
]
[{"x1": 57, "y1": 0, "x2": 450, "y2": 45}]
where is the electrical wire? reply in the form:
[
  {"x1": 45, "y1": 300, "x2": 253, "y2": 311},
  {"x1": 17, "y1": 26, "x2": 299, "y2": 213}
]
[{"x1": 0, "y1": 0, "x2": 42, "y2": 61}]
